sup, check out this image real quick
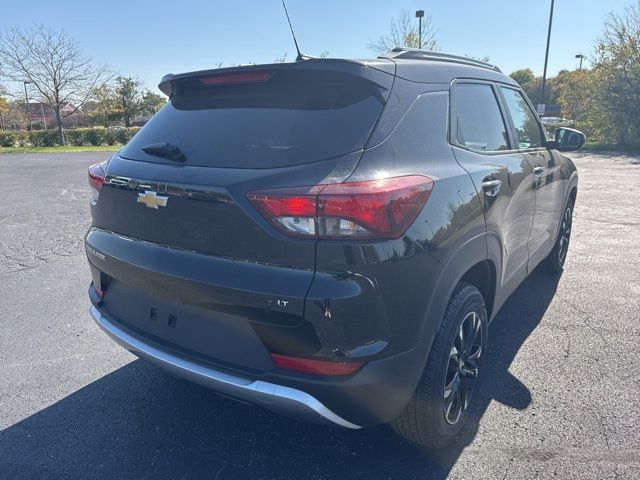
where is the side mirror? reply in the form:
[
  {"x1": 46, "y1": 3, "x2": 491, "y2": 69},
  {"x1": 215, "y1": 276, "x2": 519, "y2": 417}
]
[{"x1": 553, "y1": 127, "x2": 586, "y2": 152}]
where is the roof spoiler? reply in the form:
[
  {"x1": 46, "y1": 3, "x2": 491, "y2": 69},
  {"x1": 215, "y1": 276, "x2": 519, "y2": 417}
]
[{"x1": 158, "y1": 58, "x2": 396, "y2": 97}]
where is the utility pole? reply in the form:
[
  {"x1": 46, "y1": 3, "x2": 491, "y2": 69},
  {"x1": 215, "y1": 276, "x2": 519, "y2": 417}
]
[
  {"x1": 415, "y1": 10, "x2": 424, "y2": 49},
  {"x1": 539, "y1": 0, "x2": 555, "y2": 108},
  {"x1": 575, "y1": 54, "x2": 585, "y2": 71},
  {"x1": 23, "y1": 81, "x2": 32, "y2": 130},
  {"x1": 40, "y1": 103, "x2": 47, "y2": 129}
]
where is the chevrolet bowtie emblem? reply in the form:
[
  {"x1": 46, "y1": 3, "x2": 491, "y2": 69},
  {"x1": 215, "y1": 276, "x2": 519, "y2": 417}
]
[{"x1": 137, "y1": 190, "x2": 168, "y2": 209}]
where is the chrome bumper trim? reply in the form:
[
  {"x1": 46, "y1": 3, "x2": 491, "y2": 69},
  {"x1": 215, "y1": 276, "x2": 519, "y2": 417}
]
[{"x1": 90, "y1": 306, "x2": 360, "y2": 429}]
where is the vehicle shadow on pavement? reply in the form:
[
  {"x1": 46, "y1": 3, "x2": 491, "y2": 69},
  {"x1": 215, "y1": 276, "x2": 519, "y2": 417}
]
[{"x1": 0, "y1": 268, "x2": 560, "y2": 480}]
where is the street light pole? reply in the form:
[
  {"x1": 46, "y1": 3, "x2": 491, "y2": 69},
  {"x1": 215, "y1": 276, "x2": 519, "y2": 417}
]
[
  {"x1": 415, "y1": 10, "x2": 424, "y2": 49},
  {"x1": 575, "y1": 54, "x2": 585, "y2": 71},
  {"x1": 23, "y1": 81, "x2": 32, "y2": 130},
  {"x1": 539, "y1": 0, "x2": 555, "y2": 108},
  {"x1": 40, "y1": 103, "x2": 47, "y2": 129}
]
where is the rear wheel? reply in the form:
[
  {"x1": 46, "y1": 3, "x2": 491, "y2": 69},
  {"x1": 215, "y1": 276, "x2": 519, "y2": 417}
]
[
  {"x1": 392, "y1": 283, "x2": 488, "y2": 449},
  {"x1": 543, "y1": 200, "x2": 574, "y2": 273}
]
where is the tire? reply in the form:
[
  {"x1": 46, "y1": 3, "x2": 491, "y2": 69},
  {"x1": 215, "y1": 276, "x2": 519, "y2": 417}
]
[
  {"x1": 543, "y1": 199, "x2": 574, "y2": 273},
  {"x1": 391, "y1": 282, "x2": 488, "y2": 449}
]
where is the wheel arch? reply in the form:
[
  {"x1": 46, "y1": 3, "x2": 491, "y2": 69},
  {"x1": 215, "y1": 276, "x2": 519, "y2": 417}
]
[
  {"x1": 459, "y1": 259, "x2": 496, "y2": 319},
  {"x1": 419, "y1": 233, "x2": 500, "y2": 342},
  {"x1": 392, "y1": 234, "x2": 500, "y2": 427},
  {"x1": 565, "y1": 171, "x2": 578, "y2": 206}
]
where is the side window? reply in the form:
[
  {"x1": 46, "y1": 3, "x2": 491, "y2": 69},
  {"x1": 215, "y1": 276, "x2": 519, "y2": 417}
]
[
  {"x1": 453, "y1": 83, "x2": 510, "y2": 152},
  {"x1": 500, "y1": 87, "x2": 544, "y2": 149}
]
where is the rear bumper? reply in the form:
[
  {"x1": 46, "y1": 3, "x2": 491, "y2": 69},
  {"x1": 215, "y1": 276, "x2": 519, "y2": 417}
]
[
  {"x1": 90, "y1": 305, "x2": 360, "y2": 429},
  {"x1": 86, "y1": 227, "x2": 433, "y2": 427}
]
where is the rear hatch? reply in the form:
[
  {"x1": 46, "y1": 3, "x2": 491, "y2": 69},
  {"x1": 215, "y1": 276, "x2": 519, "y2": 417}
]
[
  {"x1": 87, "y1": 60, "x2": 394, "y2": 369},
  {"x1": 93, "y1": 60, "x2": 394, "y2": 264}
]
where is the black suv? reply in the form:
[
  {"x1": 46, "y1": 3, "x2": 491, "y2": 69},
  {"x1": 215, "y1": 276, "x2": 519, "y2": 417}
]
[{"x1": 85, "y1": 48, "x2": 584, "y2": 448}]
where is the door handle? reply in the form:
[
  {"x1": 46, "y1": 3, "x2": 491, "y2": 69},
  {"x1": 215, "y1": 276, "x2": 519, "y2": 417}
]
[
  {"x1": 481, "y1": 179, "x2": 502, "y2": 197},
  {"x1": 533, "y1": 166, "x2": 545, "y2": 177}
]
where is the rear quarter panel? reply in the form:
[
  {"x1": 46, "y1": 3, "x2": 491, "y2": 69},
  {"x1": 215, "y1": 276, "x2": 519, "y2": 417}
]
[{"x1": 305, "y1": 88, "x2": 486, "y2": 361}]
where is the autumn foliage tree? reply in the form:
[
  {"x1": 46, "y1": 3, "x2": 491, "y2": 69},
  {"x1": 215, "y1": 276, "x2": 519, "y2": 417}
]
[
  {"x1": 508, "y1": 2, "x2": 640, "y2": 145},
  {"x1": 593, "y1": 0, "x2": 640, "y2": 143}
]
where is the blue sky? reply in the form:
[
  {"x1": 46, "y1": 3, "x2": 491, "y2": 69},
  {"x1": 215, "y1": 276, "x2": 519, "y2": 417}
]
[{"x1": 2, "y1": 0, "x2": 632, "y2": 94}]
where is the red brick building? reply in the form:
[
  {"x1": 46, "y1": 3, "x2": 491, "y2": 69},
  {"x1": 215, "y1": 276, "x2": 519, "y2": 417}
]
[{"x1": 25, "y1": 102, "x2": 86, "y2": 129}]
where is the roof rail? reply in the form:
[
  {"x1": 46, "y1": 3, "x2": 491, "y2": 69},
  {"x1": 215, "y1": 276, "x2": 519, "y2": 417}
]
[{"x1": 380, "y1": 47, "x2": 502, "y2": 73}]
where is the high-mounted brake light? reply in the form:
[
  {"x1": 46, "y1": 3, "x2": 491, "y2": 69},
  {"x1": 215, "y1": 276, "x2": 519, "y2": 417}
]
[
  {"x1": 247, "y1": 175, "x2": 434, "y2": 240},
  {"x1": 270, "y1": 353, "x2": 365, "y2": 376},
  {"x1": 88, "y1": 162, "x2": 106, "y2": 202},
  {"x1": 199, "y1": 70, "x2": 274, "y2": 86}
]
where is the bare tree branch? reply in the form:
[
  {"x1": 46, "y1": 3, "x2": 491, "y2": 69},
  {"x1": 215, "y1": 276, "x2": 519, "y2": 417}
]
[
  {"x1": 367, "y1": 10, "x2": 438, "y2": 55},
  {"x1": 0, "y1": 25, "x2": 112, "y2": 144}
]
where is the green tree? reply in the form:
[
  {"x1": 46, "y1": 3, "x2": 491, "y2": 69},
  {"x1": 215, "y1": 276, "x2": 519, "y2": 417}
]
[
  {"x1": 552, "y1": 69, "x2": 612, "y2": 142},
  {"x1": 0, "y1": 95, "x2": 8, "y2": 130},
  {"x1": 139, "y1": 90, "x2": 166, "y2": 118},
  {"x1": 509, "y1": 68, "x2": 540, "y2": 106},
  {"x1": 0, "y1": 98, "x2": 27, "y2": 130},
  {"x1": 115, "y1": 76, "x2": 143, "y2": 127},
  {"x1": 509, "y1": 68, "x2": 560, "y2": 107},
  {"x1": 0, "y1": 84, "x2": 8, "y2": 130},
  {"x1": 84, "y1": 84, "x2": 120, "y2": 127},
  {"x1": 593, "y1": 0, "x2": 640, "y2": 143}
]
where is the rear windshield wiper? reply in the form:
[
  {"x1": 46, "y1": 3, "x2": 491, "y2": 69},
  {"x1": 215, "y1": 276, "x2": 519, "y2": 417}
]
[{"x1": 141, "y1": 143, "x2": 186, "y2": 163}]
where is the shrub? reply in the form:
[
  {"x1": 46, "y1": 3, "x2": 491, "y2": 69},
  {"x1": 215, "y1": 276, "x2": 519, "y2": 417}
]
[
  {"x1": 103, "y1": 129, "x2": 119, "y2": 145},
  {"x1": 82, "y1": 128, "x2": 103, "y2": 146},
  {"x1": 63, "y1": 129, "x2": 84, "y2": 146},
  {"x1": 0, "y1": 127, "x2": 141, "y2": 148},
  {"x1": 28, "y1": 130, "x2": 59, "y2": 147},
  {"x1": 64, "y1": 127, "x2": 141, "y2": 146},
  {"x1": 0, "y1": 131, "x2": 29, "y2": 147}
]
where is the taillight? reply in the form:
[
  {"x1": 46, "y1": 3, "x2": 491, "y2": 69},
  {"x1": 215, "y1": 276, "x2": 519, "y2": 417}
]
[
  {"x1": 270, "y1": 353, "x2": 364, "y2": 376},
  {"x1": 88, "y1": 162, "x2": 106, "y2": 202},
  {"x1": 247, "y1": 175, "x2": 434, "y2": 240}
]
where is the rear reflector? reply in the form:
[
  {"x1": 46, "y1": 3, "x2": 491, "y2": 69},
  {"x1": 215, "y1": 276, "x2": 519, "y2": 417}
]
[
  {"x1": 271, "y1": 353, "x2": 364, "y2": 376},
  {"x1": 88, "y1": 162, "x2": 106, "y2": 202},
  {"x1": 199, "y1": 70, "x2": 274, "y2": 86},
  {"x1": 91, "y1": 282, "x2": 104, "y2": 299},
  {"x1": 247, "y1": 175, "x2": 434, "y2": 240}
]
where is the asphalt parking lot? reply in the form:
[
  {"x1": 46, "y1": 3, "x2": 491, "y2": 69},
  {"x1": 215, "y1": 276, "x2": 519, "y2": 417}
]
[{"x1": 0, "y1": 151, "x2": 639, "y2": 479}]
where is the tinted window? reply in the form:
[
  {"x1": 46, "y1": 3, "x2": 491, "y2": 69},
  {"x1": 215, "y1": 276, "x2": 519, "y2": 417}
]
[
  {"x1": 120, "y1": 70, "x2": 385, "y2": 169},
  {"x1": 500, "y1": 87, "x2": 544, "y2": 149},
  {"x1": 454, "y1": 83, "x2": 509, "y2": 152}
]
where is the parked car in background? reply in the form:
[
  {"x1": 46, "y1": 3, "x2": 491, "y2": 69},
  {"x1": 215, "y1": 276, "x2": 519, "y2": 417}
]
[
  {"x1": 85, "y1": 48, "x2": 584, "y2": 448},
  {"x1": 540, "y1": 116, "x2": 561, "y2": 125}
]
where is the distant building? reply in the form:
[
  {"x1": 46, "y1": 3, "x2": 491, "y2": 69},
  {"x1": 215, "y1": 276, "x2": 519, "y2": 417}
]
[{"x1": 25, "y1": 102, "x2": 86, "y2": 129}]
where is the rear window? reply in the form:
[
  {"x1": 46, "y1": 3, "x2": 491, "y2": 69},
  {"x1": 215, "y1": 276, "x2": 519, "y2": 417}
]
[
  {"x1": 120, "y1": 69, "x2": 386, "y2": 169},
  {"x1": 454, "y1": 83, "x2": 510, "y2": 152}
]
